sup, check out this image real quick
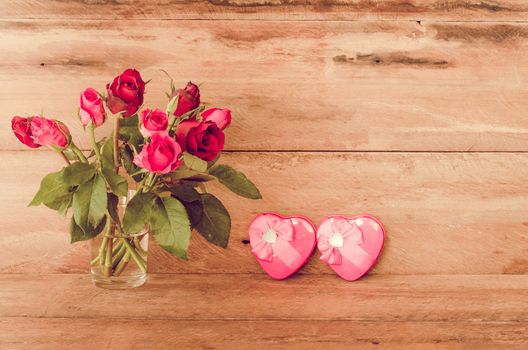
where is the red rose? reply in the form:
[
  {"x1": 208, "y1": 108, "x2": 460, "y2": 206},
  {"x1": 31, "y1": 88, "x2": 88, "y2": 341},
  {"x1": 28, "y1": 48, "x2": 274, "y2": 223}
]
[
  {"x1": 106, "y1": 68, "x2": 145, "y2": 117},
  {"x1": 30, "y1": 116, "x2": 71, "y2": 149},
  {"x1": 173, "y1": 81, "x2": 200, "y2": 116},
  {"x1": 133, "y1": 131, "x2": 182, "y2": 174},
  {"x1": 11, "y1": 116, "x2": 41, "y2": 148},
  {"x1": 79, "y1": 88, "x2": 105, "y2": 127},
  {"x1": 202, "y1": 108, "x2": 231, "y2": 130},
  {"x1": 175, "y1": 120, "x2": 225, "y2": 161},
  {"x1": 139, "y1": 108, "x2": 168, "y2": 137}
]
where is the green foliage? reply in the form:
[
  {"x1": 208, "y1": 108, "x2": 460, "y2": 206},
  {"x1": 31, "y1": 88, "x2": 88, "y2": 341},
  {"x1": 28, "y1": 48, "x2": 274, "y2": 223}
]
[
  {"x1": 118, "y1": 114, "x2": 144, "y2": 150},
  {"x1": 195, "y1": 193, "x2": 231, "y2": 248},
  {"x1": 100, "y1": 137, "x2": 115, "y2": 171},
  {"x1": 101, "y1": 167, "x2": 128, "y2": 197},
  {"x1": 182, "y1": 152, "x2": 208, "y2": 173},
  {"x1": 122, "y1": 192, "x2": 156, "y2": 234},
  {"x1": 107, "y1": 192, "x2": 121, "y2": 226},
  {"x1": 150, "y1": 196, "x2": 191, "y2": 259},
  {"x1": 121, "y1": 145, "x2": 145, "y2": 182},
  {"x1": 167, "y1": 183, "x2": 201, "y2": 203},
  {"x1": 45, "y1": 192, "x2": 73, "y2": 217},
  {"x1": 165, "y1": 94, "x2": 179, "y2": 117},
  {"x1": 72, "y1": 174, "x2": 108, "y2": 234},
  {"x1": 29, "y1": 169, "x2": 73, "y2": 215},
  {"x1": 62, "y1": 162, "x2": 96, "y2": 186},
  {"x1": 166, "y1": 184, "x2": 203, "y2": 228},
  {"x1": 169, "y1": 168, "x2": 216, "y2": 182},
  {"x1": 70, "y1": 215, "x2": 107, "y2": 243},
  {"x1": 209, "y1": 164, "x2": 262, "y2": 199}
]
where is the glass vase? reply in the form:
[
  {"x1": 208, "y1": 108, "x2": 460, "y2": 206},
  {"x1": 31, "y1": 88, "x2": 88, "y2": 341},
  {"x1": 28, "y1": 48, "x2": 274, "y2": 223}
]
[{"x1": 89, "y1": 191, "x2": 148, "y2": 289}]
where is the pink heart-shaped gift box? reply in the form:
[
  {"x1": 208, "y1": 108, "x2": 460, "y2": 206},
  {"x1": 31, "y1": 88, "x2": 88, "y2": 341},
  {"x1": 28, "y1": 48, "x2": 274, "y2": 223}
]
[
  {"x1": 317, "y1": 214, "x2": 385, "y2": 281},
  {"x1": 248, "y1": 213, "x2": 316, "y2": 280}
]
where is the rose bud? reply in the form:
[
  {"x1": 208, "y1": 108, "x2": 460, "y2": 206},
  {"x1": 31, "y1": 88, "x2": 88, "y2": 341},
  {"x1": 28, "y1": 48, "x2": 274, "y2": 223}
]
[
  {"x1": 139, "y1": 108, "x2": 168, "y2": 137},
  {"x1": 133, "y1": 131, "x2": 182, "y2": 174},
  {"x1": 79, "y1": 88, "x2": 106, "y2": 127},
  {"x1": 173, "y1": 81, "x2": 200, "y2": 116},
  {"x1": 30, "y1": 116, "x2": 71, "y2": 149},
  {"x1": 202, "y1": 108, "x2": 231, "y2": 130},
  {"x1": 175, "y1": 120, "x2": 225, "y2": 161},
  {"x1": 11, "y1": 116, "x2": 41, "y2": 148},
  {"x1": 106, "y1": 68, "x2": 145, "y2": 117}
]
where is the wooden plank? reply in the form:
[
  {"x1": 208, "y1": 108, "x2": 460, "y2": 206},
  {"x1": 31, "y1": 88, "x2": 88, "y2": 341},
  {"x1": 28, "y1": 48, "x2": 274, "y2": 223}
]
[
  {"x1": 1, "y1": 1, "x2": 528, "y2": 21},
  {"x1": 1, "y1": 20, "x2": 528, "y2": 151},
  {"x1": 0, "y1": 274, "x2": 526, "y2": 322},
  {"x1": 1, "y1": 318, "x2": 526, "y2": 350},
  {"x1": 1, "y1": 151, "x2": 527, "y2": 275}
]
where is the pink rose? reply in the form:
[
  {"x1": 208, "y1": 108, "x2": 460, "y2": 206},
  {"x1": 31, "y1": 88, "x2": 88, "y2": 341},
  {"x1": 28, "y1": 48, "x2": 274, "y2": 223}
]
[
  {"x1": 202, "y1": 108, "x2": 231, "y2": 130},
  {"x1": 175, "y1": 120, "x2": 225, "y2": 161},
  {"x1": 11, "y1": 116, "x2": 41, "y2": 148},
  {"x1": 30, "y1": 117, "x2": 71, "y2": 149},
  {"x1": 139, "y1": 108, "x2": 168, "y2": 137},
  {"x1": 133, "y1": 131, "x2": 182, "y2": 174},
  {"x1": 106, "y1": 68, "x2": 145, "y2": 117},
  {"x1": 173, "y1": 81, "x2": 200, "y2": 116},
  {"x1": 79, "y1": 88, "x2": 106, "y2": 127}
]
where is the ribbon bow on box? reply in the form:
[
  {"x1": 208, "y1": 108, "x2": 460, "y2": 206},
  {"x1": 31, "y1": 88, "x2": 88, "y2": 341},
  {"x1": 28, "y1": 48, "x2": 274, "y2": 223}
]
[
  {"x1": 249, "y1": 214, "x2": 304, "y2": 269},
  {"x1": 318, "y1": 218, "x2": 371, "y2": 265}
]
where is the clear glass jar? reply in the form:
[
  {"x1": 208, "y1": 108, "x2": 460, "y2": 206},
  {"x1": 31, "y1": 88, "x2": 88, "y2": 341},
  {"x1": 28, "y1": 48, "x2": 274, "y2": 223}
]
[{"x1": 90, "y1": 191, "x2": 148, "y2": 289}]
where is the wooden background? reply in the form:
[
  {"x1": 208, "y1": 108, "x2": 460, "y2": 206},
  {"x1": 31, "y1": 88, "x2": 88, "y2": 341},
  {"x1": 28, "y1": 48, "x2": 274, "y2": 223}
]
[{"x1": 0, "y1": 1, "x2": 527, "y2": 348}]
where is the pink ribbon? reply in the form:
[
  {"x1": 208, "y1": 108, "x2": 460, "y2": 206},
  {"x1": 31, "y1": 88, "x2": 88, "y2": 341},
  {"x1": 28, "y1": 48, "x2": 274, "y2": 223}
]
[
  {"x1": 249, "y1": 215, "x2": 303, "y2": 269},
  {"x1": 318, "y1": 218, "x2": 371, "y2": 266}
]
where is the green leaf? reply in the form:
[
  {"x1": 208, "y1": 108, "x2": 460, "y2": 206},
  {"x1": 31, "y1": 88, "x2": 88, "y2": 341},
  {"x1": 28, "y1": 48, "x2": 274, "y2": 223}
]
[
  {"x1": 100, "y1": 137, "x2": 115, "y2": 171},
  {"x1": 101, "y1": 167, "x2": 128, "y2": 197},
  {"x1": 195, "y1": 193, "x2": 231, "y2": 248},
  {"x1": 72, "y1": 174, "x2": 108, "y2": 234},
  {"x1": 167, "y1": 184, "x2": 201, "y2": 203},
  {"x1": 107, "y1": 192, "x2": 121, "y2": 226},
  {"x1": 209, "y1": 164, "x2": 262, "y2": 199},
  {"x1": 150, "y1": 196, "x2": 191, "y2": 259},
  {"x1": 118, "y1": 114, "x2": 144, "y2": 149},
  {"x1": 121, "y1": 145, "x2": 145, "y2": 182},
  {"x1": 181, "y1": 199, "x2": 203, "y2": 228},
  {"x1": 182, "y1": 152, "x2": 207, "y2": 173},
  {"x1": 166, "y1": 94, "x2": 179, "y2": 117},
  {"x1": 70, "y1": 215, "x2": 107, "y2": 243},
  {"x1": 62, "y1": 162, "x2": 96, "y2": 186},
  {"x1": 165, "y1": 184, "x2": 202, "y2": 228},
  {"x1": 122, "y1": 192, "x2": 156, "y2": 234},
  {"x1": 45, "y1": 192, "x2": 73, "y2": 216},
  {"x1": 29, "y1": 170, "x2": 71, "y2": 207},
  {"x1": 207, "y1": 154, "x2": 221, "y2": 169},
  {"x1": 170, "y1": 169, "x2": 216, "y2": 182}
]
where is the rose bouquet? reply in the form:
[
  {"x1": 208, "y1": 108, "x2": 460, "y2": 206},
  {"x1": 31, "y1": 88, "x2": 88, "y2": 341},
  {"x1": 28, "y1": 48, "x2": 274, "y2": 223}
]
[{"x1": 11, "y1": 68, "x2": 261, "y2": 288}]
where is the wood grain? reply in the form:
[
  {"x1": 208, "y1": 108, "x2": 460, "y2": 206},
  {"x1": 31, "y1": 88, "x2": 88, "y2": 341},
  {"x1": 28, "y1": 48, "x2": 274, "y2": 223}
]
[
  {"x1": 1, "y1": 151, "x2": 527, "y2": 275},
  {"x1": 1, "y1": 318, "x2": 527, "y2": 350},
  {"x1": 1, "y1": 274, "x2": 526, "y2": 321},
  {"x1": 1, "y1": 1, "x2": 528, "y2": 21},
  {"x1": 1, "y1": 20, "x2": 528, "y2": 151}
]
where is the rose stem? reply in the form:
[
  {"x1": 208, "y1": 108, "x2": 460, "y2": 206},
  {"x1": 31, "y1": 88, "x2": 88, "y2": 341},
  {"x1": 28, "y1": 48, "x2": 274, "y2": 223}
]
[
  {"x1": 70, "y1": 144, "x2": 88, "y2": 163},
  {"x1": 134, "y1": 236, "x2": 148, "y2": 257},
  {"x1": 88, "y1": 122, "x2": 102, "y2": 165},
  {"x1": 91, "y1": 239, "x2": 123, "y2": 265},
  {"x1": 103, "y1": 221, "x2": 115, "y2": 277},
  {"x1": 113, "y1": 251, "x2": 131, "y2": 276},
  {"x1": 112, "y1": 242, "x2": 127, "y2": 269},
  {"x1": 113, "y1": 115, "x2": 120, "y2": 173},
  {"x1": 122, "y1": 238, "x2": 147, "y2": 273},
  {"x1": 98, "y1": 219, "x2": 112, "y2": 268},
  {"x1": 60, "y1": 152, "x2": 71, "y2": 165}
]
